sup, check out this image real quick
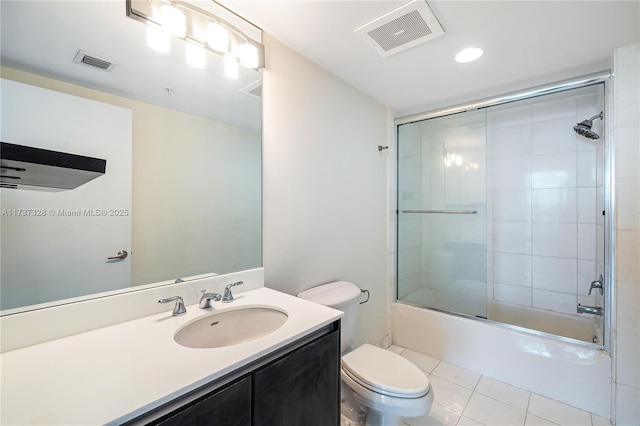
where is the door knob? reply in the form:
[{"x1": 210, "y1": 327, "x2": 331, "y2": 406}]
[{"x1": 107, "y1": 250, "x2": 128, "y2": 260}]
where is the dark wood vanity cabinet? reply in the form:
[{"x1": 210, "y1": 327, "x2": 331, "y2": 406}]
[
  {"x1": 156, "y1": 376, "x2": 252, "y2": 426},
  {"x1": 131, "y1": 322, "x2": 340, "y2": 426},
  {"x1": 252, "y1": 326, "x2": 340, "y2": 426}
]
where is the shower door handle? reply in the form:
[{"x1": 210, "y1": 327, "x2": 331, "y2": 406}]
[{"x1": 401, "y1": 209, "x2": 478, "y2": 214}]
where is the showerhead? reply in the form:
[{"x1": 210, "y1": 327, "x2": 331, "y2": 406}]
[{"x1": 573, "y1": 112, "x2": 603, "y2": 140}]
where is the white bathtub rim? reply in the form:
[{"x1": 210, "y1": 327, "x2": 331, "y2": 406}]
[{"x1": 395, "y1": 299, "x2": 607, "y2": 352}]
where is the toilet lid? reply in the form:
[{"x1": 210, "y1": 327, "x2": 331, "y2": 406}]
[{"x1": 341, "y1": 344, "x2": 430, "y2": 398}]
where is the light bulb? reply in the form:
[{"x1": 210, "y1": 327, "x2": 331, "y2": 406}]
[
  {"x1": 147, "y1": 26, "x2": 170, "y2": 53},
  {"x1": 456, "y1": 155, "x2": 462, "y2": 166},
  {"x1": 161, "y1": 4, "x2": 186, "y2": 38},
  {"x1": 455, "y1": 47, "x2": 483, "y2": 63},
  {"x1": 186, "y1": 40, "x2": 205, "y2": 69},
  {"x1": 237, "y1": 43, "x2": 259, "y2": 68},
  {"x1": 224, "y1": 54, "x2": 238, "y2": 79},
  {"x1": 208, "y1": 22, "x2": 229, "y2": 53}
]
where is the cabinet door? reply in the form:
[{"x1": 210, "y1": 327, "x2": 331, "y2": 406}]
[
  {"x1": 252, "y1": 330, "x2": 340, "y2": 426},
  {"x1": 156, "y1": 375, "x2": 251, "y2": 426}
]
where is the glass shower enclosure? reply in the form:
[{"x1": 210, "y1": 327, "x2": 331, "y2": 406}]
[
  {"x1": 397, "y1": 109, "x2": 488, "y2": 318},
  {"x1": 396, "y1": 83, "x2": 607, "y2": 346}
]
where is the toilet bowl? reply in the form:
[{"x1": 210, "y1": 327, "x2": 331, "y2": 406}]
[
  {"x1": 342, "y1": 343, "x2": 433, "y2": 425},
  {"x1": 298, "y1": 282, "x2": 433, "y2": 426}
]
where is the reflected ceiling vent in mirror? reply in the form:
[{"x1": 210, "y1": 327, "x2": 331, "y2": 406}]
[
  {"x1": 73, "y1": 50, "x2": 117, "y2": 72},
  {"x1": 240, "y1": 79, "x2": 262, "y2": 100},
  {"x1": 355, "y1": 0, "x2": 444, "y2": 57}
]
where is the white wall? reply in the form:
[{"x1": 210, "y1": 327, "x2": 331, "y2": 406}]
[
  {"x1": 262, "y1": 35, "x2": 391, "y2": 348},
  {"x1": 611, "y1": 43, "x2": 640, "y2": 426}
]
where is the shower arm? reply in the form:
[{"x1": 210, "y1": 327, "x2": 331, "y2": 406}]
[{"x1": 588, "y1": 112, "x2": 603, "y2": 122}]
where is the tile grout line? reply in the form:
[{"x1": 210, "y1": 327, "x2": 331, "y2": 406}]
[{"x1": 456, "y1": 373, "x2": 481, "y2": 425}]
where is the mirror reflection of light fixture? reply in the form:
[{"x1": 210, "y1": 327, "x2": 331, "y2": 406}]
[
  {"x1": 186, "y1": 39, "x2": 206, "y2": 69},
  {"x1": 160, "y1": 4, "x2": 186, "y2": 37},
  {"x1": 147, "y1": 25, "x2": 170, "y2": 53},
  {"x1": 465, "y1": 162, "x2": 479, "y2": 171},
  {"x1": 444, "y1": 151, "x2": 462, "y2": 168},
  {"x1": 224, "y1": 54, "x2": 239, "y2": 79},
  {"x1": 127, "y1": 0, "x2": 265, "y2": 77}
]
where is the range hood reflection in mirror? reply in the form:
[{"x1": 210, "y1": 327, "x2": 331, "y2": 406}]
[{"x1": 0, "y1": 142, "x2": 107, "y2": 192}]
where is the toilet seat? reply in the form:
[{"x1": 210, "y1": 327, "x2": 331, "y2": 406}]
[{"x1": 341, "y1": 344, "x2": 430, "y2": 398}]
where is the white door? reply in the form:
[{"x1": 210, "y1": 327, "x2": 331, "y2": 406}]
[{"x1": 1, "y1": 79, "x2": 132, "y2": 310}]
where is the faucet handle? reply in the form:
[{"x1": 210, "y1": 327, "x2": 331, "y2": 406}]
[
  {"x1": 222, "y1": 281, "x2": 243, "y2": 303},
  {"x1": 588, "y1": 274, "x2": 604, "y2": 296},
  {"x1": 158, "y1": 296, "x2": 187, "y2": 316}
]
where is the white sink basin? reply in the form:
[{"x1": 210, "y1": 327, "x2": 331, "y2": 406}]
[{"x1": 174, "y1": 307, "x2": 288, "y2": 349}]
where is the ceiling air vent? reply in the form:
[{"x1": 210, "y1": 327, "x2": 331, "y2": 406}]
[
  {"x1": 355, "y1": 0, "x2": 444, "y2": 57},
  {"x1": 73, "y1": 50, "x2": 117, "y2": 72}
]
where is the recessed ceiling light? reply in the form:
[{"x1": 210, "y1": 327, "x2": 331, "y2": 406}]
[{"x1": 455, "y1": 47, "x2": 483, "y2": 63}]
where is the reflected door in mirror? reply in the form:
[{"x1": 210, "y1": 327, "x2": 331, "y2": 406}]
[{"x1": 0, "y1": 79, "x2": 132, "y2": 310}]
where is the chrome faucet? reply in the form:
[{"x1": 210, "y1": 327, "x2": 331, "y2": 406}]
[
  {"x1": 577, "y1": 304, "x2": 603, "y2": 316},
  {"x1": 588, "y1": 274, "x2": 604, "y2": 296},
  {"x1": 222, "y1": 281, "x2": 243, "y2": 303},
  {"x1": 199, "y1": 290, "x2": 222, "y2": 308},
  {"x1": 158, "y1": 296, "x2": 187, "y2": 316}
]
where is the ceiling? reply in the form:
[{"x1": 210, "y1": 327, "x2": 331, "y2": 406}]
[{"x1": 221, "y1": 0, "x2": 640, "y2": 117}]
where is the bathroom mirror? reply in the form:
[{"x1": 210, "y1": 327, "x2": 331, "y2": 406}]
[{"x1": 0, "y1": 0, "x2": 262, "y2": 313}]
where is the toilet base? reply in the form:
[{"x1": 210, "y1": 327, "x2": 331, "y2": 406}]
[{"x1": 364, "y1": 409, "x2": 402, "y2": 426}]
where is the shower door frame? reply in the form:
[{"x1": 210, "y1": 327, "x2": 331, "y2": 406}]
[{"x1": 394, "y1": 71, "x2": 614, "y2": 352}]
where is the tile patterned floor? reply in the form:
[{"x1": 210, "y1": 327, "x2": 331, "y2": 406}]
[{"x1": 384, "y1": 345, "x2": 612, "y2": 426}]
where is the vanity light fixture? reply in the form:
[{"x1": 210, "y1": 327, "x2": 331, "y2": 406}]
[
  {"x1": 237, "y1": 43, "x2": 259, "y2": 69},
  {"x1": 455, "y1": 47, "x2": 483, "y2": 63},
  {"x1": 208, "y1": 22, "x2": 229, "y2": 52},
  {"x1": 127, "y1": 0, "x2": 265, "y2": 75}
]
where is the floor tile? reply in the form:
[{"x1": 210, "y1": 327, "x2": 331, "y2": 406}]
[
  {"x1": 463, "y1": 393, "x2": 527, "y2": 425},
  {"x1": 428, "y1": 375, "x2": 473, "y2": 414},
  {"x1": 388, "y1": 345, "x2": 405, "y2": 355},
  {"x1": 528, "y1": 394, "x2": 592, "y2": 426},
  {"x1": 525, "y1": 413, "x2": 559, "y2": 425},
  {"x1": 402, "y1": 349, "x2": 440, "y2": 373},
  {"x1": 403, "y1": 403, "x2": 460, "y2": 426},
  {"x1": 432, "y1": 362, "x2": 481, "y2": 390},
  {"x1": 474, "y1": 376, "x2": 531, "y2": 411},
  {"x1": 456, "y1": 416, "x2": 484, "y2": 425}
]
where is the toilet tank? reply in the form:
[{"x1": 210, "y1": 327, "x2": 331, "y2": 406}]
[{"x1": 298, "y1": 281, "x2": 362, "y2": 353}]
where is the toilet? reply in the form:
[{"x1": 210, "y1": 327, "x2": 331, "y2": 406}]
[{"x1": 298, "y1": 281, "x2": 433, "y2": 426}]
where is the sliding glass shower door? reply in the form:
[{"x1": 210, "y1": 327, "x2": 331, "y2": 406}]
[{"x1": 397, "y1": 110, "x2": 487, "y2": 318}]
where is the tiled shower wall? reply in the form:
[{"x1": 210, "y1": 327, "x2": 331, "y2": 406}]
[
  {"x1": 611, "y1": 43, "x2": 639, "y2": 425},
  {"x1": 486, "y1": 87, "x2": 605, "y2": 319}
]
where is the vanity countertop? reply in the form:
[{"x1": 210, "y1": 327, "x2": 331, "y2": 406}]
[{"x1": 0, "y1": 287, "x2": 342, "y2": 425}]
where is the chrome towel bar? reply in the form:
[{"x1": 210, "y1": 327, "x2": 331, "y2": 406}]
[{"x1": 401, "y1": 209, "x2": 478, "y2": 214}]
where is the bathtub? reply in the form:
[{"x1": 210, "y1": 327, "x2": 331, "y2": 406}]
[
  {"x1": 487, "y1": 299, "x2": 602, "y2": 344},
  {"x1": 391, "y1": 302, "x2": 612, "y2": 418}
]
